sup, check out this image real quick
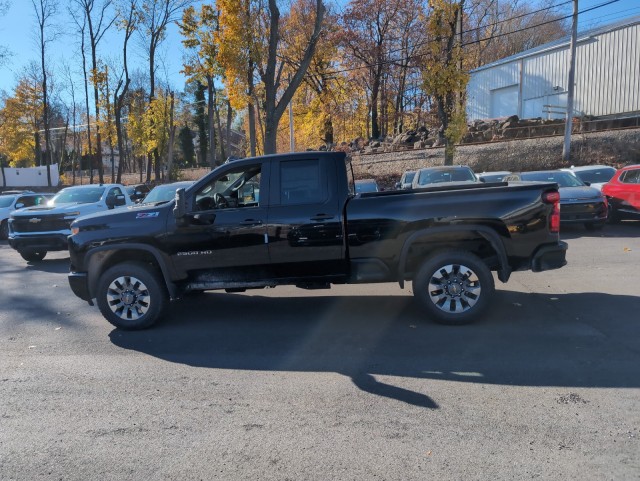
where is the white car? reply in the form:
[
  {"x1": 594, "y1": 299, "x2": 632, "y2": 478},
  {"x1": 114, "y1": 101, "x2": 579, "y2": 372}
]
[
  {"x1": 561, "y1": 165, "x2": 617, "y2": 191},
  {"x1": 8, "y1": 184, "x2": 133, "y2": 262},
  {"x1": 0, "y1": 192, "x2": 52, "y2": 240}
]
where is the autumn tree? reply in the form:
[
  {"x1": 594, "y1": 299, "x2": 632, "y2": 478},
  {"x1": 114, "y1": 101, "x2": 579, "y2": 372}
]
[
  {"x1": 180, "y1": 4, "x2": 221, "y2": 167},
  {"x1": 421, "y1": 0, "x2": 469, "y2": 165},
  {"x1": 259, "y1": 0, "x2": 326, "y2": 154},
  {"x1": 0, "y1": 66, "x2": 44, "y2": 167},
  {"x1": 216, "y1": 0, "x2": 260, "y2": 156},
  {"x1": 339, "y1": 0, "x2": 401, "y2": 140}
]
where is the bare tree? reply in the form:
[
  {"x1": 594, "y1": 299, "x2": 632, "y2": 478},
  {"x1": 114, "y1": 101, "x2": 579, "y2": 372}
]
[
  {"x1": 72, "y1": 0, "x2": 116, "y2": 184},
  {"x1": 114, "y1": 0, "x2": 137, "y2": 183},
  {"x1": 138, "y1": 0, "x2": 192, "y2": 180},
  {"x1": 0, "y1": 0, "x2": 12, "y2": 67},
  {"x1": 31, "y1": 0, "x2": 58, "y2": 186},
  {"x1": 260, "y1": 0, "x2": 326, "y2": 154}
]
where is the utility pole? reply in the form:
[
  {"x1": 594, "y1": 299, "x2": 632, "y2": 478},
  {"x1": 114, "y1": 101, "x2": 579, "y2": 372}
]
[{"x1": 563, "y1": 0, "x2": 579, "y2": 163}]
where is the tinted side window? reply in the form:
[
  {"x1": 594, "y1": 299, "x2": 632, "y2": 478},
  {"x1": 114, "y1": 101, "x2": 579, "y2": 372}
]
[
  {"x1": 280, "y1": 159, "x2": 327, "y2": 205},
  {"x1": 621, "y1": 169, "x2": 640, "y2": 184}
]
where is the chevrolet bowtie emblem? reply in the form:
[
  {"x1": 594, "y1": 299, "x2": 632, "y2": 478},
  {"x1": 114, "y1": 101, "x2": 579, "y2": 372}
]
[{"x1": 28, "y1": 218, "x2": 42, "y2": 223}]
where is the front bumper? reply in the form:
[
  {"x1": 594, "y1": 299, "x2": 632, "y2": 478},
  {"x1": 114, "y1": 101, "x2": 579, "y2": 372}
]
[
  {"x1": 8, "y1": 233, "x2": 70, "y2": 252},
  {"x1": 68, "y1": 271, "x2": 92, "y2": 302},
  {"x1": 531, "y1": 241, "x2": 568, "y2": 272}
]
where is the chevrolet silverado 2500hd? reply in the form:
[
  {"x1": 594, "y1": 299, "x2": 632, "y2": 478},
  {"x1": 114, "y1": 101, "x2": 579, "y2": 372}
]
[{"x1": 67, "y1": 152, "x2": 567, "y2": 329}]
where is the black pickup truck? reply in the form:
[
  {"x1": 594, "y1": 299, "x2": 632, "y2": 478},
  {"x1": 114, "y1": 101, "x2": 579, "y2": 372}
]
[{"x1": 67, "y1": 151, "x2": 567, "y2": 330}]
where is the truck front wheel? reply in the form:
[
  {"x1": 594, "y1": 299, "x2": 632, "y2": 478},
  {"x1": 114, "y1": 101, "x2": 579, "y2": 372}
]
[
  {"x1": 19, "y1": 250, "x2": 47, "y2": 262},
  {"x1": 413, "y1": 250, "x2": 494, "y2": 325},
  {"x1": 96, "y1": 262, "x2": 168, "y2": 330}
]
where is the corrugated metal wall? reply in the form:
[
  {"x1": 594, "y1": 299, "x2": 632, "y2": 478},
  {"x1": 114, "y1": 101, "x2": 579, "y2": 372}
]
[{"x1": 467, "y1": 21, "x2": 640, "y2": 120}]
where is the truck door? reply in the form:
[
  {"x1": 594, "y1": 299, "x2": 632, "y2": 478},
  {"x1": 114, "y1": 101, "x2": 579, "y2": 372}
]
[
  {"x1": 168, "y1": 160, "x2": 270, "y2": 281},
  {"x1": 266, "y1": 156, "x2": 346, "y2": 278}
]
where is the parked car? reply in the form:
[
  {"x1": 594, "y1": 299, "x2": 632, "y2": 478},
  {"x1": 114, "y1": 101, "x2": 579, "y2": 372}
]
[
  {"x1": 140, "y1": 181, "x2": 195, "y2": 204},
  {"x1": 503, "y1": 170, "x2": 608, "y2": 230},
  {"x1": 412, "y1": 166, "x2": 477, "y2": 189},
  {"x1": 67, "y1": 151, "x2": 567, "y2": 330},
  {"x1": 561, "y1": 165, "x2": 617, "y2": 191},
  {"x1": 125, "y1": 183, "x2": 152, "y2": 203},
  {"x1": 395, "y1": 170, "x2": 416, "y2": 190},
  {"x1": 601, "y1": 164, "x2": 640, "y2": 222},
  {"x1": 354, "y1": 179, "x2": 379, "y2": 193},
  {"x1": 0, "y1": 192, "x2": 52, "y2": 240},
  {"x1": 8, "y1": 184, "x2": 133, "y2": 262},
  {"x1": 475, "y1": 171, "x2": 511, "y2": 183}
]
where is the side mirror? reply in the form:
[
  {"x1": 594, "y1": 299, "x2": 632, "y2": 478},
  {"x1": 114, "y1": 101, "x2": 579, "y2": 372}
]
[
  {"x1": 115, "y1": 194, "x2": 127, "y2": 206},
  {"x1": 583, "y1": 181, "x2": 591, "y2": 186},
  {"x1": 15, "y1": 202, "x2": 25, "y2": 209},
  {"x1": 394, "y1": 182, "x2": 401, "y2": 189},
  {"x1": 173, "y1": 188, "x2": 186, "y2": 221},
  {"x1": 479, "y1": 178, "x2": 486, "y2": 183}
]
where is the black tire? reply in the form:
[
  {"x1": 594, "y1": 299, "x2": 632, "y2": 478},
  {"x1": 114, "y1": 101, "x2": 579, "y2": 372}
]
[
  {"x1": 0, "y1": 220, "x2": 8, "y2": 240},
  {"x1": 19, "y1": 250, "x2": 47, "y2": 262},
  {"x1": 96, "y1": 262, "x2": 168, "y2": 330},
  {"x1": 607, "y1": 202, "x2": 622, "y2": 224},
  {"x1": 585, "y1": 222, "x2": 604, "y2": 231},
  {"x1": 413, "y1": 250, "x2": 494, "y2": 325}
]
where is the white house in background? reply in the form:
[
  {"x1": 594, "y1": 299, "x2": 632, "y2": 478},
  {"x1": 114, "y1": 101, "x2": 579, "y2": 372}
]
[{"x1": 466, "y1": 16, "x2": 640, "y2": 121}]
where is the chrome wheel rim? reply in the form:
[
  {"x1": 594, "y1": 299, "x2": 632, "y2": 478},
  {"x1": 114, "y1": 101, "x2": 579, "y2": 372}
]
[
  {"x1": 428, "y1": 264, "x2": 481, "y2": 313},
  {"x1": 106, "y1": 275, "x2": 150, "y2": 320}
]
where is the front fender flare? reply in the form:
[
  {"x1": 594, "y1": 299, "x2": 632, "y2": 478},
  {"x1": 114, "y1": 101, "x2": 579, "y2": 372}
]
[{"x1": 85, "y1": 243, "x2": 177, "y2": 299}]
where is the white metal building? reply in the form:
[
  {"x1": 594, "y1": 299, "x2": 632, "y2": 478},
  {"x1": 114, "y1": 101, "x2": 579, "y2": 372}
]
[{"x1": 466, "y1": 16, "x2": 640, "y2": 121}]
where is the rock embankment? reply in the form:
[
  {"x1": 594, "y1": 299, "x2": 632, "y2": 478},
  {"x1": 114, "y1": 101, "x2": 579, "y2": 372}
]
[{"x1": 351, "y1": 128, "x2": 640, "y2": 188}]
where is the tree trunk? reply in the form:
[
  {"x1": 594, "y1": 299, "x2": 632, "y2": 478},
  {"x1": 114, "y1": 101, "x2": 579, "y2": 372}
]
[
  {"x1": 207, "y1": 77, "x2": 217, "y2": 168},
  {"x1": 247, "y1": 60, "x2": 257, "y2": 157}
]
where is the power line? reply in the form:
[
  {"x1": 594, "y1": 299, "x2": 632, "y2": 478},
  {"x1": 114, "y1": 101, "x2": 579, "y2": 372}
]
[{"x1": 325, "y1": 0, "x2": 621, "y2": 77}]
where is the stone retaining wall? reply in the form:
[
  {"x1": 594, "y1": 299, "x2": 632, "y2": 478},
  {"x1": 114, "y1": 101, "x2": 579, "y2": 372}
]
[{"x1": 352, "y1": 128, "x2": 640, "y2": 188}]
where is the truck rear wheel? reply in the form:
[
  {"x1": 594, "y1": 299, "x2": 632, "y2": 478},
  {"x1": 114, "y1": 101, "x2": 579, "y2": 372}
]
[
  {"x1": 413, "y1": 250, "x2": 494, "y2": 325},
  {"x1": 19, "y1": 250, "x2": 47, "y2": 262},
  {"x1": 96, "y1": 262, "x2": 168, "y2": 330}
]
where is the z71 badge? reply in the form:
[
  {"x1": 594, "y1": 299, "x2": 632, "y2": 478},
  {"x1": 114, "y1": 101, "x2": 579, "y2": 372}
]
[{"x1": 136, "y1": 212, "x2": 159, "y2": 218}]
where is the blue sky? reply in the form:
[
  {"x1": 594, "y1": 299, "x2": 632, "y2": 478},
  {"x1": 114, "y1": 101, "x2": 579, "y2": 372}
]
[{"x1": 0, "y1": 0, "x2": 639, "y2": 97}]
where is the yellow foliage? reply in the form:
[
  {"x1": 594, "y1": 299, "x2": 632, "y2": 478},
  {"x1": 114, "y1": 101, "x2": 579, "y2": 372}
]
[{"x1": 0, "y1": 75, "x2": 43, "y2": 166}]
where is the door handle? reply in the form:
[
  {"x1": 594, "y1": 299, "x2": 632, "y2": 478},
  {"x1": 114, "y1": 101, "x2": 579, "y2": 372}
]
[
  {"x1": 240, "y1": 219, "x2": 263, "y2": 226},
  {"x1": 311, "y1": 214, "x2": 334, "y2": 221}
]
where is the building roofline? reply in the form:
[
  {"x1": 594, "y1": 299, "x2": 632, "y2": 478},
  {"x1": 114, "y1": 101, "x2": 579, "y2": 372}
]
[{"x1": 471, "y1": 14, "x2": 640, "y2": 73}]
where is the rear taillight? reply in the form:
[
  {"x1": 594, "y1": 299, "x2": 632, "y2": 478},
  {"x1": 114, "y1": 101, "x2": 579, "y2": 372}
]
[{"x1": 542, "y1": 190, "x2": 561, "y2": 234}]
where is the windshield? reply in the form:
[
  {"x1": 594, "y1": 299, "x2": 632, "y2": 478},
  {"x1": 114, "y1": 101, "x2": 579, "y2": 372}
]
[
  {"x1": 0, "y1": 196, "x2": 16, "y2": 208},
  {"x1": 142, "y1": 184, "x2": 188, "y2": 204},
  {"x1": 402, "y1": 172, "x2": 416, "y2": 184},
  {"x1": 417, "y1": 167, "x2": 476, "y2": 185},
  {"x1": 51, "y1": 187, "x2": 105, "y2": 205},
  {"x1": 520, "y1": 171, "x2": 584, "y2": 188},
  {"x1": 574, "y1": 167, "x2": 616, "y2": 184}
]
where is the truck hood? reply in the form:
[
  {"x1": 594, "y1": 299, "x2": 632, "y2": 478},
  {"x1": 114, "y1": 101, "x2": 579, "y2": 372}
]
[
  {"x1": 11, "y1": 203, "x2": 107, "y2": 217},
  {"x1": 72, "y1": 202, "x2": 170, "y2": 226}
]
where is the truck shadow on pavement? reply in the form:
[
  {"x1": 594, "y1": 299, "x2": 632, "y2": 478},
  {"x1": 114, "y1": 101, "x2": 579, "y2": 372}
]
[{"x1": 109, "y1": 289, "x2": 640, "y2": 409}]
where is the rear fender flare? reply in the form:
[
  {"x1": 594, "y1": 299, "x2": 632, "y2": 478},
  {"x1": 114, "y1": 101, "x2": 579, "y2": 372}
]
[{"x1": 397, "y1": 225, "x2": 510, "y2": 288}]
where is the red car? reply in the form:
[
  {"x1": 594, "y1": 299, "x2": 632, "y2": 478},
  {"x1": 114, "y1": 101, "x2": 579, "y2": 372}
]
[{"x1": 602, "y1": 165, "x2": 640, "y2": 222}]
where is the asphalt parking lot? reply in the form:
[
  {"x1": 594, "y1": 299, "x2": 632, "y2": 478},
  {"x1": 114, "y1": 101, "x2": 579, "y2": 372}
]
[{"x1": 1, "y1": 223, "x2": 639, "y2": 480}]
